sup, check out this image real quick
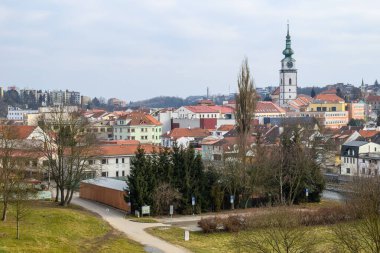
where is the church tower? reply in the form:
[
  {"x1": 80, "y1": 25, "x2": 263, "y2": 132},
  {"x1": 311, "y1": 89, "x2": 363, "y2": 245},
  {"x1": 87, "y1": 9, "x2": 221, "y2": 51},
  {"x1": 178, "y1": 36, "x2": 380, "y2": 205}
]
[{"x1": 279, "y1": 24, "x2": 297, "y2": 107}]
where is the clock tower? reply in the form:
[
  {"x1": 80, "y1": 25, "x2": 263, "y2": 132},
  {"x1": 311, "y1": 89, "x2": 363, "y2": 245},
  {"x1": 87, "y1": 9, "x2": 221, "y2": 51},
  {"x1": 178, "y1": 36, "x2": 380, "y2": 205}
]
[{"x1": 279, "y1": 23, "x2": 297, "y2": 107}]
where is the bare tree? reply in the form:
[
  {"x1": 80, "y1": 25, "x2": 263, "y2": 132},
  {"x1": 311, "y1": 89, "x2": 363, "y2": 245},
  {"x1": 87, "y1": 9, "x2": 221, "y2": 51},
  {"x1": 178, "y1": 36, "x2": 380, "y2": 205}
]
[
  {"x1": 333, "y1": 176, "x2": 380, "y2": 253},
  {"x1": 0, "y1": 126, "x2": 20, "y2": 221},
  {"x1": 11, "y1": 171, "x2": 36, "y2": 239},
  {"x1": 37, "y1": 106, "x2": 99, "y2": 206},
  {"x1": 235, "y1": 208, "x2": 317, "y2": 253},
  {"x1": 152, "y1": 182, "x2": 182, "y2": 215}
]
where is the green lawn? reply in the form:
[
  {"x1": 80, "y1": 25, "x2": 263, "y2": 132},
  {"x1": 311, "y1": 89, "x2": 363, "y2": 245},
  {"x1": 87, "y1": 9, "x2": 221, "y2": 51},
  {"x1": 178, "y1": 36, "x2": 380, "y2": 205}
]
[
  {"x1": 147, "y1": 225, "x2": 338, "y2": 253},
  {"x1": 0, "y1": 201, "x2": 145, "y2": 253},
  {"x1": 126, "y1": 216, "x2": 159, "y2": 223}
]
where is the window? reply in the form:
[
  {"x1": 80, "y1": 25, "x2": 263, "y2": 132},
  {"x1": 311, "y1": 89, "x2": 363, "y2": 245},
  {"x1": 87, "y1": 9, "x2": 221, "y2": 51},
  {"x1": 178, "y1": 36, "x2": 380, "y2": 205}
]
[
  {"x1": 102, "y1": 159, "x2": 107, "y2": 164},
  {"x1": 362, "y1": 168, "x2": 365, "y2": 174},
  {"x1": 101, "y1": 172, "x2": 108, "y2": 177},
  {"x1": 88, "y1": 160, "x2": 94, "y2": 165},
  {"x1": 332, "y1": 107, "x2": 336, "y2": 112},
  {"x1": 346, "y1": 168, "x2": 350, "y2": 174},
  {"x1": 122, "y1": 170, "x2": 125, "y2": 176},
  {"x1": 122, "y1": 158, "x2": 125, "y2": 163},
  {"x1": 132, "y1": 129, "x2": 135, "y2": 133},
  {"x1": 116, "y1": 158, "x2": 119, "y2": 164},
  {"x1": 116, "y1": 171, "x2": 119, "y2": 177},
  {"x1": 289, "y1": 78, "x2": 292, "y2": 85}
]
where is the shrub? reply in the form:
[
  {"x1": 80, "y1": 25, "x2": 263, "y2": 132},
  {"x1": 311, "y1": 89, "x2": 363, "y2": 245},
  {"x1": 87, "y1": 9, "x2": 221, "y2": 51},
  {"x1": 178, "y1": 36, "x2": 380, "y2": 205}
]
[
  {"x1": 222, "y1": 215, "x2": 246, "y2": 232},
  {"x1": 198, "y1": 217, "x2": 219, "y2": 233},
  {"x1": 299, "y1": 206, "x2": 354, "y2": 226}
]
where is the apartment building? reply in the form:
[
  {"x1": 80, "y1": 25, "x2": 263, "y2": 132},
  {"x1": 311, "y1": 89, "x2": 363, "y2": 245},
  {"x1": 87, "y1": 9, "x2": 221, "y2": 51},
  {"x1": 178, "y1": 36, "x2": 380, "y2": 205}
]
[{"x1": 113, "y1": 112, "x2": 162, "y2": 144}]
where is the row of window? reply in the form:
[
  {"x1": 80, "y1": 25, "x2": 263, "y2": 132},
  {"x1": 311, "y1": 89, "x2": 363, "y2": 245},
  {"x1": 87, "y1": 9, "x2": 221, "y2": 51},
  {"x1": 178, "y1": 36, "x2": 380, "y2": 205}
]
[
  {"x1": 344, "y1": 157, "x2": 355, "y2": 164},
  {"x1": 280, "y1": 78, "x2": 293, "y2": 85},
  {"x1": 88, "y1": 158, "x2": 126, "y2": 165},
  {"x1": 361, "y1": 168, "x2": 379, "y2": 175},
  {"x1": 326, "y1": 120, "x2": 346, "y2": 125},
  {"x1": 114, "y1": 135, "x2": 160, "y2": 141},
  {"x1": 101, "y1": 170, "x2": 125, "y2": 177},
  {"x1": 114, "y1": 127, "x2": 162, "y2": 133}
]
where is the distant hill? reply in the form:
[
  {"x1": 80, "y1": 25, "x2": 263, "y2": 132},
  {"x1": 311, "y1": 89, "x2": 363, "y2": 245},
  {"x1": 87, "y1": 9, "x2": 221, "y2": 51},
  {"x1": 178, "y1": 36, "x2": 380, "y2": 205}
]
[
  {"x1": 129, "y1": 96, "x2": 189, "y2": 108},
  {"x1": 297, "y1": 86, "x2": 328, "y2": 97}
]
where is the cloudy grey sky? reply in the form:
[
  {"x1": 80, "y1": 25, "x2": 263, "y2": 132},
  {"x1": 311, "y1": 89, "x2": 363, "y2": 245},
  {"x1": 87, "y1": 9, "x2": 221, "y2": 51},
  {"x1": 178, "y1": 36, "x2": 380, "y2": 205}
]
[{"x1": 0, "y1": 0, "x2": 379, "y2": 101}]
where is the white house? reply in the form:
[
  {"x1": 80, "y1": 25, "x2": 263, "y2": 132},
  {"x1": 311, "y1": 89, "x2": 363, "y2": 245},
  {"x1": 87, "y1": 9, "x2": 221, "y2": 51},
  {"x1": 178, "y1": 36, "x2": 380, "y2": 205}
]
[
  {"x1": 340, "y1": 141, "x2": 380, "y2": 176},
  {"x1": 88, "y1": 142, "x2": 155, "y2": 178},
  {"x1": 7, "y1": 106, "x2": 38, "y2": 121}
]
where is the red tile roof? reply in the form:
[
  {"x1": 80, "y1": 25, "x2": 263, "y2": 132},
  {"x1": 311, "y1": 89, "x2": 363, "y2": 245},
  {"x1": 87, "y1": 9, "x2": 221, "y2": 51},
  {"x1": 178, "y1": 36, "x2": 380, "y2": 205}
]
[
  {"x1": 320, "y1": 89, "x2": 337, "y2": 94},
  {"x1": 217, "y1": 125, "x2": 235, "y2": 131},
  {"x1": 359, "y1": 130, "x2": 379, "y2": 138},
  {"x1": 162, "y1": 128, "x2": 210, "y2": 140},
  {"x1": 209, "y1": 105, "x2": 235, "y2": 114},
  {"x1": 314, "y1": 93, "x2": 344, "y2": 103},
  {"x1": 255, "y1": 101, "x2": 286, "y2": 114},
  {"x1": 184, "y1": 106, "x2": 219, "y2": 113},
  {"x1": 271, "y1": 87, "x2": 280, "y2": 95},
  {"x1": 0, "y1": 125, "x2": 37, "y2": 139},
  {"x1": 118, "y1": 112, "x2": 161, "y2": 126},
  {"x1": 93, "y1": 144, "x2": 156, "y2": 156}
]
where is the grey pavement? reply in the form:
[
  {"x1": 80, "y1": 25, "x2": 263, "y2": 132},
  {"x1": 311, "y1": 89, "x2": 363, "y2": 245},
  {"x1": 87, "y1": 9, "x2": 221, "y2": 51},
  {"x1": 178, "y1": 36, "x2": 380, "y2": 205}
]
[{"x1": 71, "y1": 196, "x2": 191, "y2": 253}]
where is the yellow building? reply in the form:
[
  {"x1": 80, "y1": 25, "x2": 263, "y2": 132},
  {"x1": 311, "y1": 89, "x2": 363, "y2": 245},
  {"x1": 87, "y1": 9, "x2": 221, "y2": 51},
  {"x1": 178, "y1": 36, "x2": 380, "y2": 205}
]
[{"x1": 306, "y1": 93, "x2": 348, "y2": 129}]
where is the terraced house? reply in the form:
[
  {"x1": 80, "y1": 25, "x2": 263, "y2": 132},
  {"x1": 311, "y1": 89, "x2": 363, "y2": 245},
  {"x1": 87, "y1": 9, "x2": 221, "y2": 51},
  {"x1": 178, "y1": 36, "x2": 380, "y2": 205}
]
[{"x1": 113, "y1": 111, "x2": 162, "y2": 144}]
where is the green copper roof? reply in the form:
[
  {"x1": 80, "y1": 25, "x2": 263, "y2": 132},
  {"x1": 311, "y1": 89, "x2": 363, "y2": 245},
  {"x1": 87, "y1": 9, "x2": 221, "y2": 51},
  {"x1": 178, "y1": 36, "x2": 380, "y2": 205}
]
[{"x1": 282, "y1": 23, "x2": 294, "y2": 58}]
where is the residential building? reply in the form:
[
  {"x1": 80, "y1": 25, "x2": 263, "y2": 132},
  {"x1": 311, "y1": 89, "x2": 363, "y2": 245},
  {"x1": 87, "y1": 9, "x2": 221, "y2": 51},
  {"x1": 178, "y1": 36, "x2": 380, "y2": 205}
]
[
  {"x1": 348, "y1": 101, "x2": 365, "y2": 120},
  {"x1": 161, "y1": 127, "x2": 210, "y2": 148},
  {"x1": 7, "y1": 106, "x2": 38, "y2": 121},
  {"x1": 255, "y1": 101, "x2": 286, "y2": 123},
  {"x1": 175, "y1": 105, "x2": 234, "y2": 119},
  {"x1": 113, "y1": 112, "x2": 162, "y2": 144},
  {"x1": 340, "y1": 141, "x2": 380, "y2": 176},
  {"x1": 87, "y1": 142, "x2": 155, "y2": 178},
  {"x1": 108, "y1": 98, "x2": 127, "y2": 107}
]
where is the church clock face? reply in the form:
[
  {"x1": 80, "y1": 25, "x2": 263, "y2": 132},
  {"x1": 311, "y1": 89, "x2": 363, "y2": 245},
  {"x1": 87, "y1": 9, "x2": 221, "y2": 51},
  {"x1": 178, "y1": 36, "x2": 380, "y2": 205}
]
[{"x1": 287, "y1": 61, "x2": 293, "y2": 68}]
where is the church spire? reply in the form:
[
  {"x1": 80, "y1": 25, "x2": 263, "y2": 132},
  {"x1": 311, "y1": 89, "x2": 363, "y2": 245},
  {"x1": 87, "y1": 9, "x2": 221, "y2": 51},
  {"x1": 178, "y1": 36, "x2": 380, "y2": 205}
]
[{"x1": 282, "y1": 22, "x2": 294, "y2": 58}]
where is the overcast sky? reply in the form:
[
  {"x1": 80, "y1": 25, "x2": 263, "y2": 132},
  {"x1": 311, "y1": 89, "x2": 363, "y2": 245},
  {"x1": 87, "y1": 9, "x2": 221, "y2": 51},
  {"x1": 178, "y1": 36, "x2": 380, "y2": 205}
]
[{"x1": 0, "y1": 0, "x2": 379, "y2": 101}]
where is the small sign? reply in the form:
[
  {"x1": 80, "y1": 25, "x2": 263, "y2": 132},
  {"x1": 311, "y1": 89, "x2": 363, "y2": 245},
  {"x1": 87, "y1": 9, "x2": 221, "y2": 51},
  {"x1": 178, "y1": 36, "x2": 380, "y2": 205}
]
[
  {"x1": 184, "y1": 230, "x2": 190, "y2": 241},
  {"x1": 305, "y1": 188, "x2": 309, "y2": 197},
  {"x1": 135, "y1": 210, "x2": 140, "y2": 218},
  {"x1": 191, "y1": 196, "x2": 195, "y2": 206},
  {"x1": 142, "y1": 205, "x2": 150, "y2": 215},
  {"x1": 230, "y1": 195, "x2": 234, "y2": 204},
  {"x1": 169, "y1": 205, "x2": 174, "y2": 215}
]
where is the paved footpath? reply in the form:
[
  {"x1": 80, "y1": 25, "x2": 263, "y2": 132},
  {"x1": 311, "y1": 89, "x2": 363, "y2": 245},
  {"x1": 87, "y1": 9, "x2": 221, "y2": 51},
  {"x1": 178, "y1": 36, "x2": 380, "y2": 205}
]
[{"x1": 72, "y1": 197, "x2": 191, "y2": 253}]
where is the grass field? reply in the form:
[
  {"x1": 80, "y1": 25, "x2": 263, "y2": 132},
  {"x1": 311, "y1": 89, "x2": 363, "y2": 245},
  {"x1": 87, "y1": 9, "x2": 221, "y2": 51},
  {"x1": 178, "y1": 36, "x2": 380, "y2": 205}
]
[
  {"x1": 147, "y1": 226, "x2": 337, "y2": 253},
  {"x1": 0, "y1": 201, "x2": 145, "y2": 253},
  {"x1": 126, "y1": 216, "x2": 159, "y2": 223}
]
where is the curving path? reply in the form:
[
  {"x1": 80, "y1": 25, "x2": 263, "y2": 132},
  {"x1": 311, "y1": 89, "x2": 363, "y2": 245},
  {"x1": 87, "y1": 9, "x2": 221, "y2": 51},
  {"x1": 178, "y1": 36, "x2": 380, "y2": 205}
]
[{"x1": 72, "y1": 197, "x2": 191, "y2": 253}]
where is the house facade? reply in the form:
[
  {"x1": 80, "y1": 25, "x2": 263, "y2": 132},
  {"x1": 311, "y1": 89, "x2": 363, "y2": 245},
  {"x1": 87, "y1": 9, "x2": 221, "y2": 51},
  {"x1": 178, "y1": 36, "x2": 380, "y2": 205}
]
[
  {"x1": 113, "y1": 112, "x2": 162, "y2": 144},
  {"x1": 340, "y1": 141, "x2": 380, "y2": 176}
]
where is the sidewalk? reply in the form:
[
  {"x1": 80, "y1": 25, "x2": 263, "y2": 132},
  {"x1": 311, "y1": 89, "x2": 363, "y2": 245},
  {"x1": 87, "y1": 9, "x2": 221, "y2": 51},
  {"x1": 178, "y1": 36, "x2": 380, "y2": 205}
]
[{"x1": 71, "y1": 197, "x2": 191, "y2": 253}]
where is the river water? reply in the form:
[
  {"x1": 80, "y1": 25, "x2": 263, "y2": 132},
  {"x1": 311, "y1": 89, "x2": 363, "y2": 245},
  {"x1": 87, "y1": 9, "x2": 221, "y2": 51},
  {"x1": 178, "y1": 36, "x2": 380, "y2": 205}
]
[{"x1": 322, "y1": 190, "x2": 345, "y2": 201}]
